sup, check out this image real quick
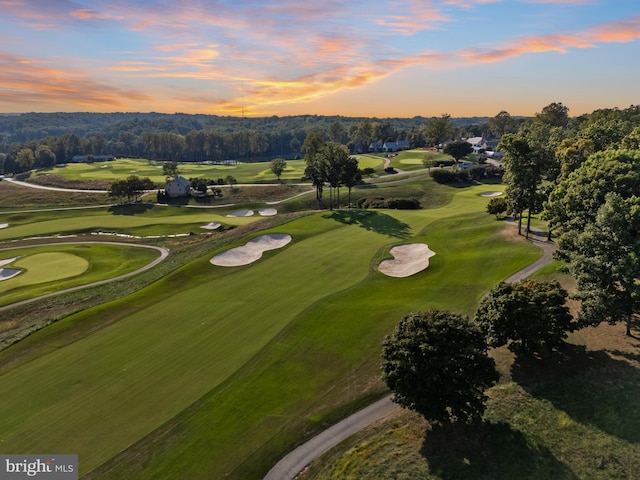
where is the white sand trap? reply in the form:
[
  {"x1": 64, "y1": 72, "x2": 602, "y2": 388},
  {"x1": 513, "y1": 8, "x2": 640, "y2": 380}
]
[
  {"x1": 480, "y1": 191, "x2": 503, "y2": 197},
  {"x1": 379, "y1": 244, "x2": 435, "y2": 278},
  {"x1": 0, "y1": 223, "x2": 8, "y2": 229},
  {"x1": 0, "y1": 257, "x2": 18, "y2": 268},
  {"x1": 259, "y1": 208, "x2": 277, "y2": 216},
  {"x1": 226, "y1": 210, "x2": 254, "y2": 217},
  {"x1": 201, "y1": 222, "x2": 221, "y2": 230},
  {"x1": 210, "y1": 233, "x2": 292, "y2": 267}
]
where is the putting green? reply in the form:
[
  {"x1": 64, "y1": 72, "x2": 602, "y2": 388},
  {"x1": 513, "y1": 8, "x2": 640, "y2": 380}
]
[
  {"x1": 0, "y1": 243, "x2": 162, "y2": 307},
  {"x1": 0, "y1": 253, "x2": 88, "y2": 291}
]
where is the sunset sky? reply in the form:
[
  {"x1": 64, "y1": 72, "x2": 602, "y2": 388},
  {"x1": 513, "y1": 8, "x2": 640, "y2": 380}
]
[{"x1": 0, "y1": 0, "x2": 638, "y2": 118}]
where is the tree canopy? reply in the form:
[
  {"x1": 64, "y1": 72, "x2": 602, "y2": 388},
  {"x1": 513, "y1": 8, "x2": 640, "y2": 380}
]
[
  {"x1": 443, "y1": 140, "x2": 473, "y2": 163},
  {"x1": 109, "y1": 175, "x2": 154, "y2": 203},
  {"x1": 381, "y1": 310, "x2": 499, "y2": 424},
  {"x1": 475, "y1": 280, "x2": 573, "y2": 356},
  {"x1": 545, "y1": 149, "x2": 640, "y2": 335},
  {"x1": 270, "y1": 158, "x2": 287, "y2": 181}
]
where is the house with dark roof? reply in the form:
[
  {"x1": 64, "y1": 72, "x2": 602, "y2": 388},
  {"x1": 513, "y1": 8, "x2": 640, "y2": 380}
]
[{"x1": 165, "y1": 175, "x2": 191, "y2": 198}]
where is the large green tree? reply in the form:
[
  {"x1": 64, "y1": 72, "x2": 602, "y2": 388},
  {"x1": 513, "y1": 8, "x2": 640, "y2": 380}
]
[
  {"x1": 320, "y1": 141, "x2": 350, "y2": 210},
  {"x1": 499, "y1": 133, "x2": 546, "y2": 237},
  {"x1": 545, "y1": 150, "x2": 640, "y2": 335},
  {"x1": 443, "y1": 140, "x2": 473, "y2": 164},
  {"x1": 381, "y1": 310, "x2": 499, "y2": 425},
  {"x1": 475, "y1": 280, "x2": 573, "y2": 356},
  {"x1": 567, "y1": 193, "x2": 640, "y2": 336},
  {"x1": 302, "y1": 133, "x2": 326, "y2": 203},
  {"x1": 109, "y1": 175, "x2": 154, "y2": 203},
  {"x1": 424, "y1": 114, "x2": 454, "y2": 149},
  {"x1": 270, "y1": 158, "x2": 287, "y2": 182},
  {"x1": 339, "y1": 155, "x2": 361, "y2": 208},
  {"x1": 489, "y1": 110, "x2": 519, "y2": 137}
]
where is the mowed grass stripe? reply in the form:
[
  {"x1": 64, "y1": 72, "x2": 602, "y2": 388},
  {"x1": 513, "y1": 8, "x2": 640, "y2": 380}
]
[
  {"x1": 35, "y1": 158, "x2": 311, "y2": 184},
  {"x1": 0, "y1": 215, "x2": 399, "y2": 473},
  {"x1": 93, "y1": 211, "x2": 540, "y2": 480},
  {"x1": 0, "y1": 209, "x2": 256, "y2": 240}
]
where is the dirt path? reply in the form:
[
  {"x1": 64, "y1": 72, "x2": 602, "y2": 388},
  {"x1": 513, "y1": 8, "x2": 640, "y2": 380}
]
[{"x1": 263, "y1": 226, "x2": 556, "y2": 480}]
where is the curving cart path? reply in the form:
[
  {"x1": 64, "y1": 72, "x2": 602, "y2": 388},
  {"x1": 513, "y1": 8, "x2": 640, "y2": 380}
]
[
  {"x1": 263, "y1": 231, "x2": 556, "y2": 480},
  {"x1": 0, "y1": 241, "x2": 169, "y2": 312}
]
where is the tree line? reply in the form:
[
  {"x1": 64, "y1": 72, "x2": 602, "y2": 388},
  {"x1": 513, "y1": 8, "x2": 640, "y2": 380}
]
[{"x1": 0, "y1": 112, "x2": 511, "y2": 175}]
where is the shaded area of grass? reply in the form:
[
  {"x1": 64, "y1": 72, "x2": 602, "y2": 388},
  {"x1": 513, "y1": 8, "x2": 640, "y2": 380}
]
[
  {"x1": 299, "y1": 321, "x2": 640, "y2": 480},
  {"x1": 324, "y1": 210, "x2": 412, "y2": 239}
]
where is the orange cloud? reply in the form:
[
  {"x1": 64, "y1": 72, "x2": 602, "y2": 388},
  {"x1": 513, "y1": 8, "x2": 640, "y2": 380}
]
[{"x1": 0, "y1": 52, "x2": 151, "y2": 110}]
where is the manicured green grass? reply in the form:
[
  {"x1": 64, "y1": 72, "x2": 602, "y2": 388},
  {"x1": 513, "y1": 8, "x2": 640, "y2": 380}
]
[
  {"x1": 0, "y1": 181, "x2": 540, "y2": 479},
  {"x1": 0, "y1": 243, "x2": 160, "y2": 307},
  {"x1": 390, "y1": 149, "x2": 452, "y2": 170},
  {"x1": 0, "y1": 252, "x2": 88, "y2": 287},
  {"x1": 0, "y1": 204, "x2": 260, "y2": 241},
  {"x1": 34, "y1": 158, "x2": 311, "y2": 185},
  {"x1": 87, "y1": 207, "x2": 539, "y2": 480}
]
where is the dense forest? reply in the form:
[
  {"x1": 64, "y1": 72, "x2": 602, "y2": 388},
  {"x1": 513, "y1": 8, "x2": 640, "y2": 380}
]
[
  {"x1": 0, "y1": 112, "x2": 494, "y2": 174},
  {"x1": 1, "y1": 106, "x2": 639, "y2": 176}
]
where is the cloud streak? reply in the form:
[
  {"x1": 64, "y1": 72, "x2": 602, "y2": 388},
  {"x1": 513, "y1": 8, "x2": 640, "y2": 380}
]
[{"x1": 0, "y1": 1, "x2": 638, "y2": 114}]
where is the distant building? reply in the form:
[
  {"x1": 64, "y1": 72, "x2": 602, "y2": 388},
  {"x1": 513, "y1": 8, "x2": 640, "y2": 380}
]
[
  {"x1": 465, "y1": 134, "x2": 488, "y2": 153},
  {"x1": 368, "y1": 140, "x2": 411, "y2": 153},
  {"x1": 165, "y1": 175, "x2": 191, "y2": 198}
]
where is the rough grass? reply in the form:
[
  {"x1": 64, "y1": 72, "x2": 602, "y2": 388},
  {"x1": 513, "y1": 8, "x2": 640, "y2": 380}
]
[
  {"x1": 298, "y1": 265, "x2": 640, "y2": 480},
  {"x1": 0, "y1": 179, "x2": 110, "y2": 209}
]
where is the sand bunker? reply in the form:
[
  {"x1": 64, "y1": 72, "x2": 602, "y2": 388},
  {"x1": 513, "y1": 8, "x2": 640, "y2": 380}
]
[
  {"x1": 480, "y1": 191, "x2": 503, "y2": 197},
  {"x1": 259, "y1": 208, "x2": 277, "y2": 216},
  {"x1": 210, "y1": 233, "x2": 292, "y2": 267},
  {"x1": 226, "y1": 210, "x2": 254, "y2": 217},
  {"x1": 201, "y1": 222, "x2": 221, "y2": 230},
  {"x1": 0, "y1": 223, "x2": 8, "y2": 229},
  {"x1": 0, "y1": 257, "x2": 21, "y2": 281},
  {"x1": 378, "y1": 244, "x2": 436, "y2": 278}
]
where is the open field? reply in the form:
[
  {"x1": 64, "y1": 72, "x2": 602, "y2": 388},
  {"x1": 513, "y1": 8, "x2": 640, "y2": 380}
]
[
  {"x1": 388, "y1": 149, "x2": 453, "y2": 171},
  {"x1": 32, "y1": 158, "x2": 312, "y2": 185},
  {"x1": 27, "y1": 157, "x2": 385, "y2": 188},
  {"x1": 0, "y1": 243, "x2": 161, "y2": 308},
  {"x1": 0, "y1": 179, "x2": 110, "y2": 208},
  {"x1": 0, "y1": 180, "x2": 542, "y2": 478}
]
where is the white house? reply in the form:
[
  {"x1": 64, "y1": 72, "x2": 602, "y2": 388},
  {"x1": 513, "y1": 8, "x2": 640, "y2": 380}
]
[
  {"x1": 165, "y1": 175, "x2": 191, "y2": 198},
  {"x1": 465, "y1": 134, "x2": 488, "y2": 153},
  {"x1": 368, "y1": 140, "x2": 411, "y2": 153}
]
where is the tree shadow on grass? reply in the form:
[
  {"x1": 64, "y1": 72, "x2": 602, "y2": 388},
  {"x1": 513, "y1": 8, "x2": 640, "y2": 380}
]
[
  {"x1": 108, "y1": 203, "x2": 154, "y2": 215},
  {"x1": 323, "y1": 210, "x2": 412, "y2": 239},
  {"x1": 512, "y1": 343, "x2": 640, "y2": 443},
  {"x1": 421, "y1": 421, "x2": 578, "y2": 480}
]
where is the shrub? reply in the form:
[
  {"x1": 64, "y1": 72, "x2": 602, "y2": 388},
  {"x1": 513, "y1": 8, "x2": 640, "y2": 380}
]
[{"x1": 358, "y1": 197, "x2": 421, "y2": 210}]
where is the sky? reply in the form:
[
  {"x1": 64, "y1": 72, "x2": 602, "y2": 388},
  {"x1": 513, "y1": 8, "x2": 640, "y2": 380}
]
[{"x1": 0, "y1": 0, "x2": 638, "y2": 118}]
